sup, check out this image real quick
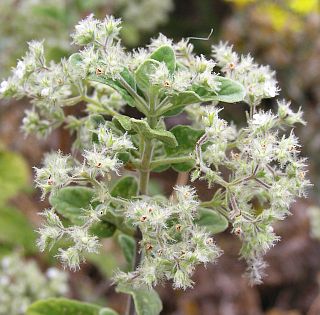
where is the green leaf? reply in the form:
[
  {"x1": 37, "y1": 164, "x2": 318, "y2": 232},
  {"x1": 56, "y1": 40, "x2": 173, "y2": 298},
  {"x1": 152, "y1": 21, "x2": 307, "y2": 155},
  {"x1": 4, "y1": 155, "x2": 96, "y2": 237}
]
[
  {"x1": 50, "y1": 186, "x2": 116, "y2": 238},
  {"x1": 68, "y1": 53, "x2": 82, "y2": 67},
  {"x1": 49, "y1": 186, "x2": 94, "y2": 225},
  {"x1": 102, "y1": 208, "x2": 134, "y2": 235},
  {"x1": 117, "y1": 152, "x2": 130, "y2": 164},
  {"x1": 149, "y1": 45, "x2": 176, "y2": 73},
  {"x1": 116, "y1": 285, "x2": 162, "y2": 315},
  {"x1": 118, "y1": 234, "x2": 136, "y2": 268},
  {"x1": 86, "y1": 251, "x2": 118, "y2": 278},
  {"x1": 131, "y1": 119, "x2": 178, "y2": 147},
  {"x1": 113, "y1": 114, "x2": 132, "y2": 131},
  {"x1": 99, "y1": 309, "x2": 119, "y2": 315},
  {"x1": 103, "y1": 176, "x2": 138, "y2": 235},
  {"x1": 161, "y1": 91, "x2": 203, "y2": 116},
  {"x1": 90, "y1": 221, "x2": 116, "y2": 238},
  {"x1": 89, "y1": 74, "x2": 135, "y2": 107},
  {"x1": 0, "y1": 206, "x2": 37, "y2": 253},
  {"x1": 120, "y1": 68, "x2": 136, "y2": 90},
  {"x1": 0, "y1": 150, "x2": 30, "y2": 203},
  {"x1": 166, "y1": 125, "x2": 204, "y2": 155},
  {"x1": 113, "y1": 115, "x2": 177, "y2": 147},
  {"x1": 27, "y1": 298, "x2": 118, "y2": 315},
  {"x1": 162, "y1": 125, "x2": 204, "y2": 172},
  {"x1": 196, "y1": 208, "x2": 229, "y2": 234},
  {"x1": 111, "y1": 176, "x2": 138, "y2": 199},
  {"x1": 90, "y1": 114, "x2": 106, "y2": 128},
  {"x1": 135, "y1": 59, "x2": 160, "y2": 91},
  {"x1": 193, "y1": 76, "x2": 245, "y2": 103}
]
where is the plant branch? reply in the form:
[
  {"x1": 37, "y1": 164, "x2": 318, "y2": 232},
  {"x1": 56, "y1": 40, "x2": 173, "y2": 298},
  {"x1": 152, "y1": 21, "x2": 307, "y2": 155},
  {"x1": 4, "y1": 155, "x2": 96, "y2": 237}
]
[
  {"x1": 82, "y1": 95, "x2": 118, "y2": 116},
  {"x1": 150, "y1": 156, "x2": 194, "y2": 170},
  {"x1": 118, "y1": 76, "x2": 149, "y2": 116}
]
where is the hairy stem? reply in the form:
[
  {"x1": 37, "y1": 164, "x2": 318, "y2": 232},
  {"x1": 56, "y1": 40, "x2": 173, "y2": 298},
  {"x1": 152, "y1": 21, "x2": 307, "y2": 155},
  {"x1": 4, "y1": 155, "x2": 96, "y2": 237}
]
[
  {"x1": 125, "y1": 230, "x2": 142, "y2": 315},
  {"x1": 150, "y1": 155, "x2": 194, "y2": 170},
  {"x1": 126, "y1": 110, "x2": 156, "y2": 315}
]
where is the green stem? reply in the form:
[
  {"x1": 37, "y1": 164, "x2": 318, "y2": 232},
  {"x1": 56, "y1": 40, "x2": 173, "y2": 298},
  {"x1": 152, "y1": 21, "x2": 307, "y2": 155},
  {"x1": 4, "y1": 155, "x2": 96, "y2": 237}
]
[
  {"x1": 82, "y1": 95, "x2": 118, "y2": 116},
  {"x1": 118, "y1": 76, "x2": 149, "y2": 116},
  {"x1": 150, "y1": 156, "x2": 194, "y2": 170},
  {"x1": 139, "y1": 139, "x2": 153, "y2": 195},
  {"x1": 61, "y1": 95, "x2": 83, "y2": 106},
  {"x1": 127, "y1": 95, "x2": 158, "y2": 315},
  {"x1": 200, "y1": 201, "x2": 230, "y2": 219}
]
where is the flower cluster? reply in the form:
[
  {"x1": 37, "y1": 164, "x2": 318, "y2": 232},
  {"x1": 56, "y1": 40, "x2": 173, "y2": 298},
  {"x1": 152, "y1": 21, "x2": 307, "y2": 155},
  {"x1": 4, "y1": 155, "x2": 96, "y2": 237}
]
[
  {"x1": 0, "y1": 14, "x2": 309, "y2": 296},
  {"x1": 115, "y1": 186, "x2": 221, "y2": 289},
  {"x1": 33, "y1": 124, "x2": 134, "y2": 268},
  {"x1": 190, "y1": 98, "x2": 309, "y2": 284},
  {"x1": 212, "y1": 42, "x2": 279, "y2": 106},
  {"x1": 0, "y1": 254, "x2": 68, "y2": 315},
  {"x1": 38, "y1": 208, "x2": 102, "y2": 270}
]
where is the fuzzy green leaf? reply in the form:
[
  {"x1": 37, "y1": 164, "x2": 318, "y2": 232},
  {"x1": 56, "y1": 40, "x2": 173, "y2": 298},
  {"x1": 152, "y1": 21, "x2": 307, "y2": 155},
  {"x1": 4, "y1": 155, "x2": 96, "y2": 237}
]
[
  {"x1": 89, "y1": 73, "x2": 135, "y2": 107},
  {"x1": 162, "y1": 125, "x2": 204, "y2": 172},
  {"x1": 111, "y1": 176, "x2": 138, "y2": 199},
  {"x1": 49, "y1": 186, "x2": 94, "y2": 225},
  {"x1": 166, "y1": 125, "x2": 204, "y2": 155},
  {"x1": 131, "y1": 119, "x2": 178, "y2": 147},
  {"x1": 0, "y1": 206, "x2": 37, "y2": 253},
  {"x1": 0, "y1": 150, "x2": 30, "y2": 203},
  {"x1": 116, "y1": 285, "x2": 162, "y2": 315},
  {"x1": 68, "y1": 53, "x2": 82, "y2": 67},
  {"x1": 135, "y1": 59, "x2": 160, "y2": 91},
  {"x1": 50, "y1": 186, "x2": 116, "y2": 237},
  {"x1": 113, "y1": 116, "x2": 178, "y2": 147},
  {"x1": 196, "y1": 208, "x2": 229, "y2": 234},
  {"x1": 193, "y1": 76, "x2": 245, "y2": 103},
  {"x1": 149, "y1": 45, "x2": 176, "y2": 73},
  {"x1": 90, "y1": 221, "x2": 116, "y2": 238},
  {"x1": 118, "y1": 234, "x2": 136, "y2": 268},
  {"x1": 113, "y1": 114, "x2": 132, "y2": 131},
  {"x1": 86, "y1": 251, "x2": 118, "y2": 278},
  {"x1": 161, "y1": 91, "x2": 203, "y2": 116},
  {"x1": 27, "y1": 298, "x2": 118, "y2": 315}
]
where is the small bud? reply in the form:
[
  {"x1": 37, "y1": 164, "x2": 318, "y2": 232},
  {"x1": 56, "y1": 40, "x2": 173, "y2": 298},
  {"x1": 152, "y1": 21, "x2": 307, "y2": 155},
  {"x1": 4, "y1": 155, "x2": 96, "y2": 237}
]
[
  {"x1": 145, "y1": 243, "x2": 153, "y2": 251},
  {"x1": 96, "y1": 67, "x2": 103, "y2": 75},
  {"x1": 206, "y1": 237, "x2": 214, "y2": 245},
  {"x1": 140, "y1": 215, "x2": 148, "y2": 222},
  {"x1": 234, "y1": 227, "x2": 242, "y2": 236},
  {"x1": 164, "y1": 80, "x2": 171, "y2": 87}
]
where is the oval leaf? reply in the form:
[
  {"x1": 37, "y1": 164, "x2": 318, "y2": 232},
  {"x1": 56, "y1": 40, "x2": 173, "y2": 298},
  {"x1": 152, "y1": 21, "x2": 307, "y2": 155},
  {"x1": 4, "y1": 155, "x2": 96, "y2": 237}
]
[
  {"x1": 116, "y1": 285, "x2": 162, "y2": 315},
  {"x1": 0, "y1": 150, "x2": 30, "y2": 203},
  {"x1": 118, "y1": 234, "x2": 136, "y2": 268},
  {"x1": 0, "y1": 206, "x2": 36, "y2": 253},
  {"x1": 49, "y1": 186, "x2": 94, "y2": 225},
  {"x1": 193, "y1": 76, "x2": 245, "y2": 103},
  {"x1": 149, "y1": 45, "x2": 176, "y2": 73},
  {"x1": 135, "y1": 59, "x2": 160, "y2": 91},
  {"x1": 163, "y1": 125, "x2": 204, "y2": 172},
  {"x1": 130, "y1": 119, "x2": 178, "y2": 147},
  {"x1": 111, "y1": 176, "x2": 138, "y2": 199},
  {"x1": 196, "y1": 207, "x2": 229, "y2": 234},
  {"x1": 27, "y1": 298, "x2": 118, "y2": 315}
]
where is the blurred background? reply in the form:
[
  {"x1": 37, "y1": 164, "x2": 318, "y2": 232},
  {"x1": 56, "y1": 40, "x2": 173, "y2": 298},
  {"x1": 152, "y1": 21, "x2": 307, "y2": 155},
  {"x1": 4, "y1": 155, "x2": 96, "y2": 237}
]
[{"x1": 0, "y1": 0, "x2": 320, "y2": 314}]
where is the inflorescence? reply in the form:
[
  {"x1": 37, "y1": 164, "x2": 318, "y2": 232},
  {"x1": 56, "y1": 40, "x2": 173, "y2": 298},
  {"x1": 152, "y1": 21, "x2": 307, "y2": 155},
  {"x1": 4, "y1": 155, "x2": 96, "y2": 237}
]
[{"x1": 0, "y1": 14, "x2": 310, "y2": 288}]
